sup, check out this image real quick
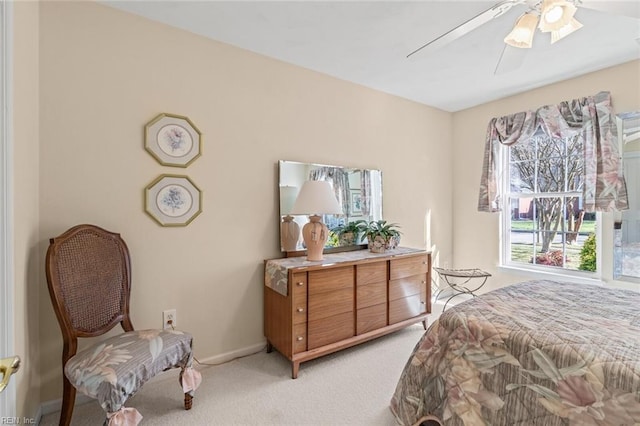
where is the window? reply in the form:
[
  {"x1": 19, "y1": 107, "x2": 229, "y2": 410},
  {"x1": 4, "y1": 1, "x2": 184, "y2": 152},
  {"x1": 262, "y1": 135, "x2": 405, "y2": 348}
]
[
  {"x1": 480, "y1": 93, "x2": 627, "y2": 278},
  {"x1": 501, "y1": 130, "x2": 600, "y2": 275}
]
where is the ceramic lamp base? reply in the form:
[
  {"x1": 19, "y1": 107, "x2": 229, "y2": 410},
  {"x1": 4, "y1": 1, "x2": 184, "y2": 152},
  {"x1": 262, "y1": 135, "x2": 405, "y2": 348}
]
[
  {"x1": 301, "y1": 215, "x2": 328, "y2": 261},
  {"x1": 281, "y1": 215, "x2": 300, "y2": 251}
]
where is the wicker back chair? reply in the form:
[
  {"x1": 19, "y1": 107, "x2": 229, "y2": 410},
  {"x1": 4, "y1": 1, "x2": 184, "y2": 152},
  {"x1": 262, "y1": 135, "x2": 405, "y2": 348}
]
[{"x1": 46, "y1": 224, "x2": 201, "y2": 426}]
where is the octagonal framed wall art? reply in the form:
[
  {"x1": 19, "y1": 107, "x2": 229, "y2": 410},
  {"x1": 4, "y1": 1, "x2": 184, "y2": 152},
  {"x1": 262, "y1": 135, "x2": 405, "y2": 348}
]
[
  {"x1": 145, "y1": 174, "x2": 202, "y2": 226},
  {"x1": 145, "y1": 113, "x2": 202, "y2": 167}
]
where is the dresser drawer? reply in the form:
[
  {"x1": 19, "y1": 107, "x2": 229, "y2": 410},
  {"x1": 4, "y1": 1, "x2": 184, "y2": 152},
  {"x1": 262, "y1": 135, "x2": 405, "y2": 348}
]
[
  {"x1": 309, "y1": 266, "x2": 353, "y2": 294},
  {"x1": 291, "y1": 272, "x2": 307, "y2": 294},
  {"x1": 421, "y1": 281, "x2": 431, "y2": 314},
  {"x1": 308, "y1": 311, "x2": 355, "y2": 350},
  {"x1": 357, "y1": 303, "x2": 387, "y2": 335},
  {"x1": 389, "y1": 294, "x2": 427, "y2": 324},
  {"x1": 292, "y1": 274, "x2": 308, "y2": 325},
  {"x1": 356, "y1": 261, "x2": 387, "y2": 286},
  {"x1": 308, "y1": 288, "x2": 354, "y2": 322},
  {"x1": 293, "y1": 297, "x2": 307, "y2": 325},
  {"x1": 293, "y1": 323, "x2": 307, "y2": 354},
  {"x1": 356, "y1": 280, "x2": 387, "y2": 309},
  {"x1": 389, "y1": 274, "x2": 426, "y2": 301},
  {"x1": 390, "y1": 255, "x2": 429, "y2": 280}
]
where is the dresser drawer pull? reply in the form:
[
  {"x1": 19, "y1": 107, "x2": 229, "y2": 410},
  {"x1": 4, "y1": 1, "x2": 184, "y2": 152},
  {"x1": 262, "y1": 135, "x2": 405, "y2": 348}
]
[
  {"x1": 296, "y1": 282, "x2": 304, "y2": 287},
  {"x1": 296, "y1": 336, "x2": 304, "y2": 341},
  {"x1": 297, "y1": 307, "x2": 304, "y2": 313},
  {"x1": 422, "y1": 280, "x2": 426, "y2": 284}
]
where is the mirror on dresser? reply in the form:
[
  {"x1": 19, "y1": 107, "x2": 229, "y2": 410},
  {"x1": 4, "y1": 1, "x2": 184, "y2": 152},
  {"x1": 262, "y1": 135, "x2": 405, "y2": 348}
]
[{"x1": 278, "y1": 160, "x2": 383, "y2": 253}]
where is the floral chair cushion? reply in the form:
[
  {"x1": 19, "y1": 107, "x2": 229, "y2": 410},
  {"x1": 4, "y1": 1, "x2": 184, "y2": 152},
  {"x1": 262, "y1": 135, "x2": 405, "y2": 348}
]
[{"x1": 64, "y1": 329, "x2": 202, "y2": 425}]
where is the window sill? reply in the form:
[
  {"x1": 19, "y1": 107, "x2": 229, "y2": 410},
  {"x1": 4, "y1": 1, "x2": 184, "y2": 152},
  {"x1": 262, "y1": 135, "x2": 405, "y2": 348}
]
[
  {"x1": 614, "y1": 275, "x2": 640, "y2": 285},
  {"x1": 499, "y1": 264, "x2": 604, "y2": 286}
]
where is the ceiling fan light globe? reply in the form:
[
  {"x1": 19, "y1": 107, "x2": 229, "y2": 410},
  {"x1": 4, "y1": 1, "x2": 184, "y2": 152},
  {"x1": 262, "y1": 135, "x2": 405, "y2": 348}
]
[
  {"x1": 539, "y1": 0, "x2": 577, "y2": 32},
  {"x1": 551, "y1": 17, "x2": 583, "y2": 44},
  {"x1": 504, "y1": 13, "x2": 538, "y2": 49},
  {"x1": 545, "y1": 6, "x2": 563, "y2": 23}
]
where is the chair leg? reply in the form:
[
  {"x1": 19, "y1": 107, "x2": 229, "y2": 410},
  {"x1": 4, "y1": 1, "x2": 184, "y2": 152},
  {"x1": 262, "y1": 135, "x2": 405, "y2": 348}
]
[
  {"x1": 184, "y1": 393, "x2": 193, "y2": 410},
  {"x1": 59, "y1": 376, "x2": 76, "y2": 426}
]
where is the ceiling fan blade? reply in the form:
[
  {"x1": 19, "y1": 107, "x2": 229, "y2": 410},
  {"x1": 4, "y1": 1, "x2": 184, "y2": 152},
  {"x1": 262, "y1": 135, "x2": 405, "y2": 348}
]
[
  {"x1": 407, "y1": 0, "x2": 525, "y2": 58},
  {"x1": 494, "y1": 44, "x2": 528, "y2": 75}
]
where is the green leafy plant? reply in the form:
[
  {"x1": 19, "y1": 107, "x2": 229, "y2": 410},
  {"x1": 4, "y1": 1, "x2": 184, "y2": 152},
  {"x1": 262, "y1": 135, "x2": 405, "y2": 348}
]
[
  {"x1": 363, "y1": 220, "x2": 401, "y2": 252},
  {"x1": 579, "y1": 233, "x2": 597, "y2": 272},
  {"x1": 331, "y1": 219, "x2": 367, "y2": 237},
  {"x1": 326, "y1": 231, "x2": 340, "y2": 248},
  {"x1": 330, "y1": 219, "x2": 367, "y2": 246}
]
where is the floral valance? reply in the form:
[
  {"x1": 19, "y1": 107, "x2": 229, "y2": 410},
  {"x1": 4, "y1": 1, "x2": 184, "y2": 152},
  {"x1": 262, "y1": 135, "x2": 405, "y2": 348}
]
[{"x1": 478, "y1": 91, "x2": 628, "y2": 213}]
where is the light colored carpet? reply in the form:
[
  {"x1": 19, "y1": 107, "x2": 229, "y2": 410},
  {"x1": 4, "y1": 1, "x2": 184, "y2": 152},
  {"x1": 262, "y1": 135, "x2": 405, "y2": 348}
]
[{"x1": 40, "y1": 306, "x2": 445, "y2": 426}]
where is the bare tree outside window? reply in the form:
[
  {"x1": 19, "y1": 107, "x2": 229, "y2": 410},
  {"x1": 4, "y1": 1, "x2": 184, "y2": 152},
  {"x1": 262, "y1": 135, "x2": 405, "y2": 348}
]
[{"x1": 507, "y1": 134, "x2": 595, "y2": 270}]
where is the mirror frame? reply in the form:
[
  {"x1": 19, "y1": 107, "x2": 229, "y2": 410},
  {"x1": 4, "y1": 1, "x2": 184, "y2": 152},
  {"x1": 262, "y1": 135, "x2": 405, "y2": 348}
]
[{"x1": 278, "y1": 160, "x2": 383, "y2": 255}]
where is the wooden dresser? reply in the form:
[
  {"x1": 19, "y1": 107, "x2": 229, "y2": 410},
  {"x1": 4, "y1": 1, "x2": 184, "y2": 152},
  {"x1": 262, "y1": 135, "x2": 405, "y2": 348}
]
[{"x1": 264, "y1": 247, "x2": 431, "y2": 378}]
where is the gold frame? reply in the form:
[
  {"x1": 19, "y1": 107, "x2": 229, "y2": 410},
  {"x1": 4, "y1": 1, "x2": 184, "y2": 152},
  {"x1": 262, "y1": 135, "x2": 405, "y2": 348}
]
[
  {"x1": 145, "y1": 113, "x2": 202, "y2": 167},
  {"x1": 144, "y1": 174, "x2": 202, "y2": 227}
]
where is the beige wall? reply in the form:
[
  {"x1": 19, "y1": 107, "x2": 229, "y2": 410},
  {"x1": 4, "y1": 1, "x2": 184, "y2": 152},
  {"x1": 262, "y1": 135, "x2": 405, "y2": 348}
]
[
  {"x1": 12, "y1": 0, "x2": 40, "y2": 419},
  {"x1": 36, "y1": 1, "x2": 453, "y2": 402},
  {"x1": 452, "y1": 60, "x2": 640, "y2": 292}
]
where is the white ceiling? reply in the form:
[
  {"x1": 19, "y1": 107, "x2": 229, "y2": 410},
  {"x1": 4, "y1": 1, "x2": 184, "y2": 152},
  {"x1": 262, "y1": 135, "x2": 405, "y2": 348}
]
[{"x1": 103, "y1": 1, "x2": 640, "y2": 112}]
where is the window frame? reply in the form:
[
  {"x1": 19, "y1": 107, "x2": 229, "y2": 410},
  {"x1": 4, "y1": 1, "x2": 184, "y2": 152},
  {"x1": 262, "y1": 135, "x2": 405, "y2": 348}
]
[
  {"x1": 0, "y1": 0, "x2": 16, "y2": 417},
  {"x1": 498, "y1": 136, "x2": 603, "y2": 280}
]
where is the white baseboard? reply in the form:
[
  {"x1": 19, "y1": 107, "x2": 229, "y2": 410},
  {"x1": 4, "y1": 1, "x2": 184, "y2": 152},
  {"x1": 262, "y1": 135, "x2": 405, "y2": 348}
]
[
  {"x1": 39, "y1": 393, "x2": 93, "y2": 417},
  {"x1": 31, "y1": 405, "x2": 42, "y2": 425},
  {"x1": 193, "y1": 341, "x2": 266, "y2": 366},
  {"x1": 37, "y1": 340, "x2": 268, "y2": 419}
]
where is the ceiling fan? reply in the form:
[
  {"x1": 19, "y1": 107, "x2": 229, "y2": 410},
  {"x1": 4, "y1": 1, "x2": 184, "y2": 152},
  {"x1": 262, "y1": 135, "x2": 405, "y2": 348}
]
[{"x1": 407, "y1": 0, "x2": 638, "y2": 74}]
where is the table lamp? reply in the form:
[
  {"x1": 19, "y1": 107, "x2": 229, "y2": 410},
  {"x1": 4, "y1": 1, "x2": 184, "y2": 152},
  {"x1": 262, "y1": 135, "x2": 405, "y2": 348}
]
[
  {"x1": 279, "y1": 185, "x2": 300, "y2": 251},
  {"x1": 289, "y1": 180, "x2": 342, "y2": 261}
]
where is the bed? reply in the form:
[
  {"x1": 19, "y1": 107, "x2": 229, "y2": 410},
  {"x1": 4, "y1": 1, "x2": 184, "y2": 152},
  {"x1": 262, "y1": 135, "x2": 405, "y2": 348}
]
[{"x1": 390, "y1": 279, "x2": 640, "y2": 426}]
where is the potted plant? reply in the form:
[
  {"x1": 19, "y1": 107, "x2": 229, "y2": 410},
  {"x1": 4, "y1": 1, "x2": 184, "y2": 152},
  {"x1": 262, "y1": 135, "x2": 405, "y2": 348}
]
[
  {"x1": 331, "y1": 219, "x2": 367, "y2": 246},
  {"x1": 363, "y1": 220, "x2": 401, "y2": 253}
]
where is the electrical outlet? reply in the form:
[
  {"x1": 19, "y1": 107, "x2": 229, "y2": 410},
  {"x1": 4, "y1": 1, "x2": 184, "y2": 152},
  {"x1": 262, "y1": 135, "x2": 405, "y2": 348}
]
[{"x1": 163, "y1": 309, "x2": 177, "y2": 330}]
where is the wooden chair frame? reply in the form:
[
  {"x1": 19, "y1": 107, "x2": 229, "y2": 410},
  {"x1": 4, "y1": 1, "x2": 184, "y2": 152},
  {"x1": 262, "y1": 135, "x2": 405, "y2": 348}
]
[{"x1": 45, "y1": 224, "x2": 192, "y2": 425}]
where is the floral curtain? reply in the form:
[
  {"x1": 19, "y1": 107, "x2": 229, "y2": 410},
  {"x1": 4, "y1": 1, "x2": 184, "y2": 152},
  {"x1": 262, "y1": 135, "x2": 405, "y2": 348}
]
[
  {"x1": 360, "y1": 169, "x2": 371, "y2": 217},
  {"x1": 478, "y1": 91, "x2": 628, "y2": 213}
]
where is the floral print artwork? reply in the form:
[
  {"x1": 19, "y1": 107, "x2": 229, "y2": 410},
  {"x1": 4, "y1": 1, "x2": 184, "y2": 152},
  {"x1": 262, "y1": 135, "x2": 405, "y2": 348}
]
[
  {"x1": 65, "y1": 329, "x2": 201, "y2": 426},
  {"x1": 157, "y1": 184, "x2": 192, "y2": 217},
  {"x1": 159, "y1": 124, "x2": 193, "y2": 157},
  {"x1": 391, "y1": 280, "x2": 640, "y2": 426}
]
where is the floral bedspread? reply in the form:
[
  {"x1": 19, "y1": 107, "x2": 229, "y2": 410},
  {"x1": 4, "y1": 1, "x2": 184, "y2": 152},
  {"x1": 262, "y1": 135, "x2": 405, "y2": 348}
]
[{"x1": 390, "y1": 280, "x2": 640, "y2": 426}]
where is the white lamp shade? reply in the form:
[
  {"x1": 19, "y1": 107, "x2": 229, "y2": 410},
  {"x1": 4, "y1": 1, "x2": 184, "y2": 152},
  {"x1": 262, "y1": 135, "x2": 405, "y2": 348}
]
[
  {"x1": 504, "y1": 13, "x2": 539, "y2": 48},
  {"x1": 279, "y1": 185, "x2": 299, "y2": 215},
  {"x1": 550, "y1": 17, "x2": 583, "y2": 43},
  {"x1": 290, "y1": 180, "x2": 342, "y2": 215}
]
